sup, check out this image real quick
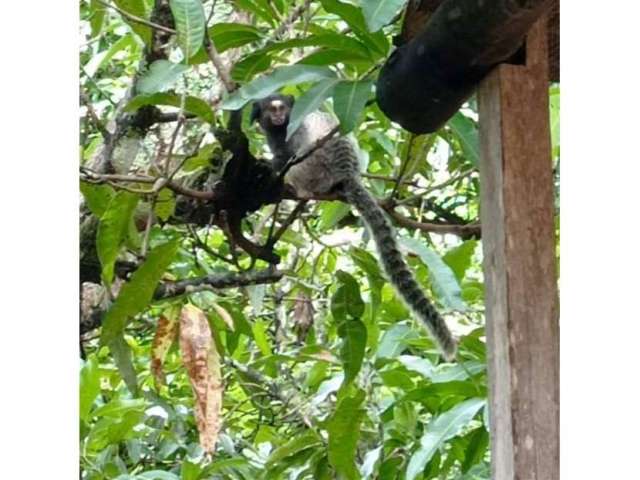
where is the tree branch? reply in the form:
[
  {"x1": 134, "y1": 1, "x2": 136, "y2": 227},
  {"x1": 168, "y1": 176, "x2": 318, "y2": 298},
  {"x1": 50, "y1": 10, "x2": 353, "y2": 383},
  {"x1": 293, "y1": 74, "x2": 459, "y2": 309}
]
[
  {"x1": 266, "y1": 200, "x2": 308, "y2": 248},
  {"x1": 154, "y1": 268, "x2": 284, "y2": 299},
  {"x1": 203, "y1": 27, "x2": 236, "y2": 93},
  {"x1": 80, "y1": 169, "x2": 216, "y2": 200},
  {"x1": 80, "y1": 91, "x2": 110, "y2": 139},
  {"x1": 382, "y1": 203, "x2": 481, "y2": 237},
  {"x1": 272, "y1": 0, "x2": 313, "y2": 38}
]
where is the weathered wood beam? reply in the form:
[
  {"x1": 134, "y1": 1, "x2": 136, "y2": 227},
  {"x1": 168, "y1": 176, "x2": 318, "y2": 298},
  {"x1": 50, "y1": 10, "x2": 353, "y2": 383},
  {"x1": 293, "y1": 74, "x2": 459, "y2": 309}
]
[
  {"x1": 376, "y1": 0, "x2": 553, "y2": 133},
  {"x1": 477, "y1": 14, "x2": 559, "y2": 480}
]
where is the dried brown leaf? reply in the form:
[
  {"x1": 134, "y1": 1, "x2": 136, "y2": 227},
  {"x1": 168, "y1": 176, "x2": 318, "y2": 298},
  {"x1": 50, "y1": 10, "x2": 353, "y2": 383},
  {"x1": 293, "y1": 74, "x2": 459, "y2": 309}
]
[
  {"x1": 179, "y1": 304, "x2": 223, "y2": 454},
  {"x1": 293, "y1": 292, "x2": 315, "y2": 343},
  {"x1": 150, "y1": 307, "x2": 179, "y2": 388}
]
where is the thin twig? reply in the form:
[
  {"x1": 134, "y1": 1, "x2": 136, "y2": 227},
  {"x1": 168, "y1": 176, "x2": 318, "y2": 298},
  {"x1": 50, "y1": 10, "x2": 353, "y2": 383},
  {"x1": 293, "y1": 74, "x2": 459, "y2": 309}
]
[
  {"x1": 390, "y1": 134, "x2": 416, "y2": 200},
  {"x1": 206, "y1": 0, "x2": 219, "y2": 26},
  {"x1": 361, "y1": 172, "x2": 421, "y2": 188},
  {"x1": 167, "y1": 131, "x2": 208, "y2": 182},
  {"x1": 267, "y1": 200, "x2": 308, "y2": 247},
  {"x1": 80, "y1": 91, "x2": 110, "y2": 140},
  {"x1": 80, "y1": 169, "x2": 216, "y2": 200},
  {"x1": 382, "y1": 204, "x2": 481, "y2": 237},
  {"x1": 96, "y1": 0, "x2": 177, "y2": 34},
  {"x1": 395, "y1": 167, "x2": 477, "y2": 206},
  {"x1": 263, "y1": 203, "x2": 281, "y2": 244},
  {"x1": 187, "y1": 225, "x2": 236, "y2": 266},
  {"x1": 301, "y1": 218, "x2": 350, "y2": 249},
  {"x1": 140, "y1": 198, "x2": 156, "y2": 257},
  {"x1": 203, "y1": 29, "x2": 236, "y2": 93},
  {"x1": 164, "y1": 113, "x2": 185, "y2": 176},
  {"x1": 273, "y1": 0, "x2": 313, "y2": 38},
  {"x1": 80, "y1": 65, "x2": 117, "y2": 107}
]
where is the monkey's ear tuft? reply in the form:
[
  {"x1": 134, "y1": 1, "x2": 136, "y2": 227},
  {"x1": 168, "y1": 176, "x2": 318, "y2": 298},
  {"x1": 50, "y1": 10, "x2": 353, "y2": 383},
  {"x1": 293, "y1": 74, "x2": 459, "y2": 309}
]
[
  {"x1": 250, "y1": 101, "x2": 261, "y2": 123},
  {"x1": 285, "y1": 95, "x2": 295, "y2": 107}
]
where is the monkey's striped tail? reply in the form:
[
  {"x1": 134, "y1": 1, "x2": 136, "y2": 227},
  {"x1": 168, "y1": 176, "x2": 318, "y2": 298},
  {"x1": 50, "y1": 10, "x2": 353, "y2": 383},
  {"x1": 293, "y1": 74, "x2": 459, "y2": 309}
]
[{"x1": 343, "y1": 179, "x2": 457, "y2": 361}]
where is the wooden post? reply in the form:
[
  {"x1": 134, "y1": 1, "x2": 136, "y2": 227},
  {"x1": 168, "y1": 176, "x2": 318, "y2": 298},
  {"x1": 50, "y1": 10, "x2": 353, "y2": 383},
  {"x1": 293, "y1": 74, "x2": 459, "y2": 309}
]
[{"x1": 477, "y1": 14, "x2": 559, "y2": 480}]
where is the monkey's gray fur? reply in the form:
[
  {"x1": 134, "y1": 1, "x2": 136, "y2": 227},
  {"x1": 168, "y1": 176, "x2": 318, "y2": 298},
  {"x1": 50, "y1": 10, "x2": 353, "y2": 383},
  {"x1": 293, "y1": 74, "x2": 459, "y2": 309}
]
[{"x1": 252, "y1": 95, "x2": 457, "y2": 360}]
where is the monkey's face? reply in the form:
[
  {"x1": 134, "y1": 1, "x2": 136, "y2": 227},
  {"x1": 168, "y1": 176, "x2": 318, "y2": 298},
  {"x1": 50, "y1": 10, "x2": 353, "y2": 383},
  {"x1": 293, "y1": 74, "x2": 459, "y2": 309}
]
[
  {"x1": 251, "y1": 94, "x2": 295, "y2": 131},
  {"x1": 265, "y1": 99, "x2": 290, "y2": 126}
]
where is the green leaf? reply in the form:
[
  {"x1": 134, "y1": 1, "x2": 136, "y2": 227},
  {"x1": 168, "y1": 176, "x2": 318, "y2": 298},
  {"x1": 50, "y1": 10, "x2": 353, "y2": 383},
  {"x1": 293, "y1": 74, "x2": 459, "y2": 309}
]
[
  {"x1": 154, "y1": 188, "x2": 176, "y2": 221},
  {"x1": 254, "y1": 34, "x2": 373, "y2": 61},
  {"x1": 125, "y1": 92, "x2": 214, "y2": 124},
  {"x1": 360, "y1": 446, "x2": 382, "y2": 479},
  {"x1": 180, "y1": 459, "x2": 202, "y2": 480},
  {"x1": 401, "y1": 134, "x2": 437, "y2": 183},
  {"x1": 169, "y1": 0, "x2": 206, "y2": 60},
  {"x1": 80, "y1": 355, "x2": 102, "y2": 421},
  {"x1": 92, "y1": 398, "x2": 146, "y2": 418},
  {"x1": 252, "y1": 319, "x2": 272, "y2": 356},
  {"x1": 448, "y1": 112, "x2": 480, "y2": 167},
  {"x1": 266, "y1": 430, "x2": 322, "y2": 467},
  {"x1": 80, "y1": 182, "x2": 115, "y2": 218},
  {"x1": 86, "y1": 410, "x2": 144, "y2": 452},
  {"x1": 376, "y1": 323, "x2": 417, "y2": 359},
  {"x1": 287, "y1": 79, "x2": 340, "y2": 140},
  {"x1": 137, "y1": 60, "x2": 190, "y2": 94},
  {"x1": 101, "y1": 240, "x2": 179, "y2": 345},
  {"x1": 97, "y1": 191, "x2": 139, "y2": 284},
  {"x1": 350, "y1": 247, "x2": 384, "y2": 320},
  {"x1": 406, "y1": 398, "x2": 486, "y2": 480},
  {"x1": 320, "y1": 0, "x2": 389, "y2": 56},
  {"x1": 399, "y1": 236, "x2": 468, "y2": 311},
  {"x1": 397, "y1": 355, "x2": 435, "y2": 379},
  {"x1": 460, "y1": 427, "x2": 489, "y2": 473},
  {"x1": 442, "y1": 240, "x2": 477, "y2": 282},
  {"x1": 327, "y1": 387, "x2": 366, "y2": 480},
  {"x1": 338, "y1": 318, "x2": 367, "y2": 388},
  {"x1": 210, "y1": 22, "x2": 264, "y2": 52},
  {"x1": 402, "y1": 381, "x2": 485, "y2": 404},
  {"x1": 234, "y1": 0, "x2": 278, "y2": 25},
  {"x1": 298, "y1": 48, "x2": 372, "y2": 67},
  {"x1": 109, "y1": 334, "x2": 139, "y2": 395},
  {"x1": 379, "y1": 457, "x2": 403, "y2": 480},
  {"x1": 181, "y1": 144, "x2": 216, "y2": 172},
  {"x1": 221, "y1": 65, "x2": 336, "y2": 110},
  {"x1": 231, "y1": 53, "x2": 273, "y2": 82},
  {"x1": 317, "y1": 200, "x2": 351, "y2": 231},
  {"x1": 332, "y1": 80, "x2": 372, "y2": 134},
  {"x1": 84, "y1": 34, "x2": 135, "y2": 77},
  {"x1": 187, "y1": 23, "x2": 266, "y2": 64},
  {"x1": 458, "y1": 329, "x2": 486, "y2": 361},
  {"x1": 114, "y1": 0, "x2": 152, "y2": 44},
  {"x1": 361, "y1": 0, "x2": 408, "y2": 32},
  {"x1": 431, "y1": 361, "x2": 485, "y2": 383},
  {"x1": 331, "y1": 271, "x2": 365, "y2": 321},
  {"x1": 138, "y1": 471, "x2": 180, "y2": 480},
  {"x1": 89, "y1": 0, "x2": 106, "y2": 37},
  {"x1": 313, "y1": 455, "x2": 333, "y2": 480},
  {"x1": 247, "y1": 284, "x2": 266, "y2": 315}
]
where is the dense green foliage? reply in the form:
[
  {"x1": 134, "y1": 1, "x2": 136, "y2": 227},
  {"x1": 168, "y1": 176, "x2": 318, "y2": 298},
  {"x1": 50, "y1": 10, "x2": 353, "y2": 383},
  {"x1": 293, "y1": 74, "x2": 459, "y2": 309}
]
[{"x1": 79, "y1": 1, "x2": 560, "y2": 479}]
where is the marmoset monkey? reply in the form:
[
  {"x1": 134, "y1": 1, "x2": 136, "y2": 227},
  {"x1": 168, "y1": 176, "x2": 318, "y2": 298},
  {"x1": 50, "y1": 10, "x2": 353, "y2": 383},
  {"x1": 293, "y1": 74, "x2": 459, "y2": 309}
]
[{"x1": 251, "y1": 94, "x2": 457, "y2": 360}]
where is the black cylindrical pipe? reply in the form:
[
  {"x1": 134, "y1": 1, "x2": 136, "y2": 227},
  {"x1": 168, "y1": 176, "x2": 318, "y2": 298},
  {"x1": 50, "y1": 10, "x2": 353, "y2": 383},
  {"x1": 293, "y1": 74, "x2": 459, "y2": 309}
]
[{"x1": 376, "y1": 0, "x2": 552, "y2": 133}]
